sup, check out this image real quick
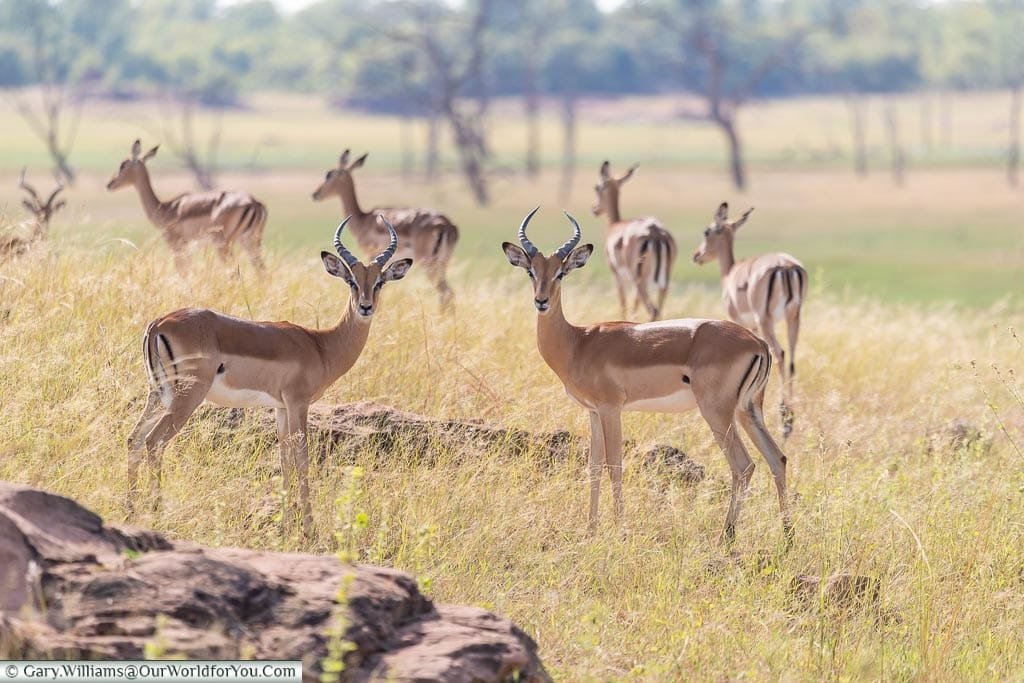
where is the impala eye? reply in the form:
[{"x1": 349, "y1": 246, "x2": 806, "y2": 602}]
[
  {"x1": 374, "y1": 280, "x2": 383, "y2": 290},
  {"x1": 555, "y1": 272, "x2": 564, "y2": 280},
  {"x1": 527, "y1": 270, "x2": 536, "y2": 279},
  {"x1": 704, "y1": 228, "x2": 711, "y2": 237}
]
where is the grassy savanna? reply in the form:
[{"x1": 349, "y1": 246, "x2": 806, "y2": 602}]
[{"x1": 1, "y1": 92, "x2": 1023, "y2": 679}]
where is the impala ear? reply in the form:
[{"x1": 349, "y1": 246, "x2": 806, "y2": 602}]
[
  {"x1": 339, "y1": 149, "x2": 351, "y2": 167},
  {"x1": 382, "y1": 258, "x2": 412, "y2": 282},
  {"x1": 619, "y1": 164, "x2": 638, "y2": 183},
  {"x1": 142, "y1": 145, "x2": 159, "y2": 162},
  {"x1": 502, "y1": 242, "x2": 531, "y2": 270},
  {"x1": 53, "y1": 200, "x2": 66, "y2": 212},
  {"x1": 599, "y1": 160, "x2": 611, "y2": 181},
  {"x1": 321, "y1": 251, "x2": 354, "y2": 282},
  {"x1": 715, "y1": 202, "x2": 729, "y2": 224},
  {"x1": 350, "y1": 153, "x2": 368, "y2": 170},
  {"x1": 22, "y1": 199, "x2": 36, "y2": 213},
  {"x1": 131, "y1": 139, "x2": 142, "y2": 159},
  {"x1": 732, "y1": 207, "x2": 754, "y2": 231},
  {"x1": 563, "y1": 244, "x2": 594, "y2": 273}
]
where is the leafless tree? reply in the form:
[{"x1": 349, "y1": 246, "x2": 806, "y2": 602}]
[
  {"x1": 7, "y1": 26, "x2": 83, "y2": 185},
  {"x1": 884, "y1": 101, "x2": 906, "y2": 187},
  {"x1": 846, "y1": 93, "x2": 869, "y2": 177},
  {"x1": 157, "y1": 92, "x2": 222, "y2": 191},
  {"x1": 386, "y1": 0, "x2": 494, "y2": 204},
  {"x1": 640, "y1": 1, "x2": 804, "y2": 191}
]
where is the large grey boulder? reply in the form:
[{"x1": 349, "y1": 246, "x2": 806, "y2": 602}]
[{"x1": 0, "y1": 482, "x2": 549, "y2": 682}]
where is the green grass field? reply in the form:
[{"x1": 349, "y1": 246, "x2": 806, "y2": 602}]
[{"x1": 1, "y1": 92, "x2": 1023, "y2": 679}]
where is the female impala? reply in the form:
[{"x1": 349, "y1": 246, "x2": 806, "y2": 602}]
[
  {"x1": 503, "y1": 209, "x2": 791, "y2": 544},
  {"x1": 127, "y1": 217, "x2": 412, "y2": 531},
  {"x1": 313, "y1": 150, "x2": 458, "y2": 309},
  {"x1": 107, "y1": 140, "x2": 267, "y2": 272},
  {"x1": 692, "y1": 203, "x2": 808, "y2": 438},
  {"x1": 592, "y1": 161, "x2": 677, "y2": 320}
]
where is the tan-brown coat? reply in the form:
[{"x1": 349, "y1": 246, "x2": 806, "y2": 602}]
[
  {"x1": 692, "y1": 203, "x2": 808, "y2": 437},
  {"x1": 127, "y1": 218, "x2": 412, "y2": 532},
  {"x1": 504, "y1": 210, "x2": 790, "y2": 543},
  {"x1": 313, "y1": 150, "x2": 458, "y2": 309},
  {"x1": 107, "y1": 140, "x2": 266, "y2": 271},
  {"x1": 592, "y1": 161, "x2": 677, "y2": 320}
]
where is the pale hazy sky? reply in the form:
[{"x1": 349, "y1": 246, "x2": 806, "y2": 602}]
[{"x1": 240, "y1": 0, "x2": 625, "y2": 13}]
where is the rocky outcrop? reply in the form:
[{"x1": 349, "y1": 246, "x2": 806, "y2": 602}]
[
  {"x1": 205, "y1": 400, "x2": 704, "y2": 483},
  {"x1": 0, "y1": 483, "x2": 549, "y2": 682}
]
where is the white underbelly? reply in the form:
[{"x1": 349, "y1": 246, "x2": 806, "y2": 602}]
[
  {"x1": 205, "y1": 376, "x2": 282, "y2": 409},
  {"x1": 623, "y1": 387, "x2": 697, "y2": 413}
]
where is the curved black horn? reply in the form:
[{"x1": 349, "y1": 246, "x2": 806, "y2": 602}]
[
  {"x1": 518, "y1": 206, "x2": 540, "y2": 257},
  {"x1": 373, "y1": 215, "x2": 398, "y2": 266},
  {"x1": 333, "y1": 216, "x2": 359, "y2": 267},
  {"x1": 555, "y1": 211, "x2": 582, "y2": 260}
]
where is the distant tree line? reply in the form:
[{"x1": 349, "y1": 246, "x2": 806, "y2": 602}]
[{"x1": 4, "y1": 0, "x2": 1024, "y2": 196}]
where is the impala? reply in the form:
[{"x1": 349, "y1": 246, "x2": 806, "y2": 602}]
[
  {"x1": 592, "y1": 161, "x2": 677, "y2": 320},
  {"x1": 312, "y1": 150, "x2": 458, "y2": 309},
  {"x1": 692, "y1": 203, "x2": 808, "y2": 438},
  {"x1": 107, "y1": 140, "x2": 267, "y2": 272},
  {"x1": 127, "y1": 216, "x2": 412, "y2": 531},
  {"x1": 503, "y1": 209, "x2": 791, "y2": 543},
  {"x1": 2, "y1": 169, "x2": 65, "y2": 259}
]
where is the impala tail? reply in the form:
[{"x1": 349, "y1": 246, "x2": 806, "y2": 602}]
[
  {"x1": 433, "y1": 220, "x2": 459, "y2": 258},
  {"x1": 737, "y1": 338, "x2": 773, "y2": 412}
]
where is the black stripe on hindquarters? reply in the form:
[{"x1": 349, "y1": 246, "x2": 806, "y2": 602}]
[
  {"x1": 784, "y1": 268, "x2": 793, "y2": 304},
  {"x1": 158, "y1": 334, "x2": 176, "y2": 387},
  {"x1": 737, "y1": 355, "x2": 760, "y2": 399},
  {"x1": 236, "y1": 206, "x2": 252, "y2": 236},
  {"x1": 766, "y1": 268, "x2": 780, "y2": 315},
  {"x1": 637, "y1": 239, "x2": 649, "y2": 278},
  {"x1": 795, "y1": 268, "x2": 805, "y2": 300},
  {"x1": 432, "y1": 227, "x2": 445, "y2": 256},
  {"x1": 654, "y1": 239, "x2": 662, "y2": 286}
]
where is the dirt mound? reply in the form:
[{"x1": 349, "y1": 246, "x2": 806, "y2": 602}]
[
  {"x1": 208, "y1": 401, "x2": 705, "y2": 482},
  {"x1": 0, "y1": 482, "x2": 550, "y2": 682}
]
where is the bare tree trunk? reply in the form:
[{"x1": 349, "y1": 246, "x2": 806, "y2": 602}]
[
  {"x1": 449, "y1": 112, "x2": 489, "y2": 204},
  {"x1": 919, "y1": 90, "x2": 933, "y2": 152},
  {"x1": 524, "y1": 56, "x2": 541, "y2": 178},
  {"x1": 1009, "y1": 85, "x2": 1021, "y2": 187},
  {"x1": 559, "y1": 95, "x2": 576, "y2": 201},
  {"x1": 400, "y1": 115, "x2": 415, "y2": 180},
  {"x1": 940, "y1": 89, "x2": 953, "y2": 148},
  {"x1": 425, "y1": 111, "x2": 439, "y2": 181},
  {"x1": 845, "y1": 94, "x2": 868, "y2": 177},
  {"x1": 884, "y1": 102, "x2": 905, "y2": 187},
  {"x1": 713, "y1": 113, "x2": 746, "y2": 191}
]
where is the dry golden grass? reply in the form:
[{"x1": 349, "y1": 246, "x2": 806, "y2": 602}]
[{"x1": 0, "y1": 233, "x2": 1022, "y2": 679}]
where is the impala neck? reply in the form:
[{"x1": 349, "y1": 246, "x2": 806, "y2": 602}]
[
  {"x1": 536, "y1": 292, "x2": 581, "y2": 380},
  {"x1": 718, "y1": 234, "x2": 737, "y2": 279},
  {"x1": 131, "y1": 166, "x2": 163, "y2": 224},
  {"x1": 604, "y1": 194, "x2": 622, "y2": 225},
  {"x1": 336, "y1": 175, "x2": 366, "y2": 220},
  {"x1": 319, "y1": 299, "x2": 373, "y2": 382}
]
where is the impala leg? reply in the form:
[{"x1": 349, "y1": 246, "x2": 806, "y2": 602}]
[
  {"x1": 655, "y1": 283, "x2": 669, "y2": 322},
  {"x1": 587, "y1": 410, "x2": 606, "y2": 531},
  {"x1": 275, "y1": 407, "x2": 292, "y2": 508},
  {"x1": 613, "y1": 274, "x2": 628, "y2": 320},
  {"x1": 784, "y1": 308, "x2": 801, "y2": 414},
  {"x1": 755, "y1": 315, "x2": 792, "y2": 438},
  {"x1": 139, "y1": 383, "x2": 209, "y2": 513},
  {"x1": 425, "y1": 262, "x2": 455, "y2": 312},
  {"x1": 127, "y1": 389, "x2": 164, "y2": 511},
  {"x1": 599, "y1": 409, "x2": 625, "y2": 522},
  {"x1": 701, "y1": 408, "x2": 754, "y2": 545},
  {"x1": 284, "y1": 401, "x2": 313, "y2": 534},
  {"x1": 738, "y1": 400, "x2": 792, "y2": 544},
  {"x1": 635, "y1": 278, "x2": 658, "y2": 321}
]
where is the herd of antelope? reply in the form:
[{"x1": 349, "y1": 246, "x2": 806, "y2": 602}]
[{"x1": 4, "y1": 139, "x2": 809, "y2": 545}]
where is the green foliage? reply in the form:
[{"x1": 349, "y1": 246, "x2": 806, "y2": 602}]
[{"x1": 5, "y1": 0, "x2": 1024, "y2": 104}]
